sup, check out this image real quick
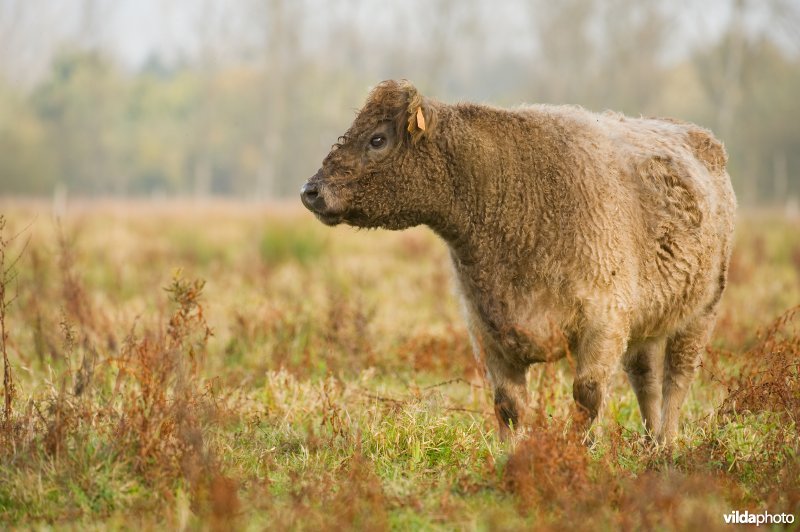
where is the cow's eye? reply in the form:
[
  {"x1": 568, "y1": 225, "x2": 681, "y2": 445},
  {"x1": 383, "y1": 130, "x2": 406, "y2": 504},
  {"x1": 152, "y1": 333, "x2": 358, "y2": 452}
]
[{"x1": 369, "y1": 135, "x2": 386, "y2": 149}]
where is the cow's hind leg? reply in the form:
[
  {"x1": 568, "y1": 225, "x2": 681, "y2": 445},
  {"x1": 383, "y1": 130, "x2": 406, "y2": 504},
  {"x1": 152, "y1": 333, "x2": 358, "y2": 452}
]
[
  {"x1": 658, "y1": 316, "x2": 714, "y2": 443},
  {"x1": 623, "y1": 338, "x2": 665, "y2": 438}
]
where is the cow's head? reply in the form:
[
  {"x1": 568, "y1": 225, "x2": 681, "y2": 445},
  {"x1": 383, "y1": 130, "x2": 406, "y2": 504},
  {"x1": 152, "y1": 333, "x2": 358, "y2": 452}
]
[{"x1": 301, "y1": 80, "x2": 439, "y2": 230}]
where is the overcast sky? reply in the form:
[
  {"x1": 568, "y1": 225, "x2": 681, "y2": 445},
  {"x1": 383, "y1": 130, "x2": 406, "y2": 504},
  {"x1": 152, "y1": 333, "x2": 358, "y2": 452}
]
[
  {"x1": 2, "y1": 0, "x2": 795, "y2": 88},
  {"x1": 101, "y1": 0, "x2": 735, "y2": 66}
]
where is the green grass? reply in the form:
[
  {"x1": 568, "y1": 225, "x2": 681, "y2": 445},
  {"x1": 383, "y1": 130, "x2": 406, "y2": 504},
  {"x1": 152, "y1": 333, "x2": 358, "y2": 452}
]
[
  {"x1": 0, "y1": 201, "x2": 798, "y2": 530},
  {"x1": 259, "y1": 222, "x2": 328, "y2": 266}
]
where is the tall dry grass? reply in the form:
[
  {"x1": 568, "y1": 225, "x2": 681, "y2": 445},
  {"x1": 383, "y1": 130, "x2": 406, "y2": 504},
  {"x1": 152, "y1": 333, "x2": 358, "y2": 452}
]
[{"x1": 0, "y1": 201, "x2": 797, "y2": 529}]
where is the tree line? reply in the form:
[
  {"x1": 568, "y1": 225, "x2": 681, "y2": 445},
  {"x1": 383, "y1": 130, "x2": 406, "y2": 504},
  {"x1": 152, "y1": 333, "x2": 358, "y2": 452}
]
[{"x1": 0, "y1": 0, "x2": 798, "y2": 204}]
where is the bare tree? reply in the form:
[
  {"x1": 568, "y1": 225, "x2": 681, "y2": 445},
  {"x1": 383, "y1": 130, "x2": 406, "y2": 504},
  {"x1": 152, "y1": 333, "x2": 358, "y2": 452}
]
[
  {"x1": 250, "y1": 0, "x2": 302, "y2": 199},
  {"x1": 527, "y1": 0, "x2": 598, "y2": 104}
]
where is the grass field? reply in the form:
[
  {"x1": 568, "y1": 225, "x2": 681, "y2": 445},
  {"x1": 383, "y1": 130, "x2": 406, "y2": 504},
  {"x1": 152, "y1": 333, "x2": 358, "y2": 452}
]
[{"x1": 0, "y1": 200, "x2": 798, "y2": 530}]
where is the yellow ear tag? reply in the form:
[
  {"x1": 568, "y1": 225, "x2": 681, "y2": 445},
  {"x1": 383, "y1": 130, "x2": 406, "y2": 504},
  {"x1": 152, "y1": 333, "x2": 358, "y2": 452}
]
[{"x1": 416, "y1": 107, "x2": 426, "y2": 131}]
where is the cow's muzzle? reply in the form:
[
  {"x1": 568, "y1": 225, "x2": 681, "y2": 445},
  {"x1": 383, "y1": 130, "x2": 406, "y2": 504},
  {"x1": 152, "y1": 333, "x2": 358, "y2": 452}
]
[
  {"x1": 300, "y1": 172, "x2": 344, "y2": 225},
  {"x1": 300, "y1": 180, "x2": 324, "y2": 212}
]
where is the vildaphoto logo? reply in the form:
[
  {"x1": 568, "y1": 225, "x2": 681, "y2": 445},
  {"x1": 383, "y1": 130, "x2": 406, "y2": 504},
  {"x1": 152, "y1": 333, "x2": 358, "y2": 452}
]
[{"x1": 723, "y1": 510, "x2": 794, "y2": 526}]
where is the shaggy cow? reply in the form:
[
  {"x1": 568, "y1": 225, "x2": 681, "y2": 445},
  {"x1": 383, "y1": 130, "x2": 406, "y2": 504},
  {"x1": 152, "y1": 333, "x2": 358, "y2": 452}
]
[{"x1": 301, "y1": 80, "x2": 736, "y2": 443}]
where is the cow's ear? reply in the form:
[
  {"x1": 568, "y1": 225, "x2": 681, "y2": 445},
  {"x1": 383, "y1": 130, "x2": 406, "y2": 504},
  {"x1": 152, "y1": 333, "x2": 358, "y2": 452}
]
[
  {"x1": 404, "y1": 84, "x2": 436, "y2": 145},
  {"x1": 370, "y1": 79, "x2": 436, "y2": 145}
]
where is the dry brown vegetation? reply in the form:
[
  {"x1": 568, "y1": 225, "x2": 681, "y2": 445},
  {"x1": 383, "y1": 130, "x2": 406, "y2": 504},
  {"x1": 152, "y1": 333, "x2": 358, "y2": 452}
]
[{"x1": 0, "y1": 200, "x2": 798, "y2": 529}]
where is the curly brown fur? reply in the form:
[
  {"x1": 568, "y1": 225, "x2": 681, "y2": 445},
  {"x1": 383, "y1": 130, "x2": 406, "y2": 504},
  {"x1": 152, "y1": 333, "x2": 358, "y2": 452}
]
[{"x1": 301, "y1": 80, "x2": 736, "y2": 443}]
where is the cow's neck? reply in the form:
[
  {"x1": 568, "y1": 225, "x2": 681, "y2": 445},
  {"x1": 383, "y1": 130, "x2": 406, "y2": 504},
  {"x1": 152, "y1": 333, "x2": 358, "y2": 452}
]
[{"x1": 431, "y1": 170, "x2": 539, "y2": 279}]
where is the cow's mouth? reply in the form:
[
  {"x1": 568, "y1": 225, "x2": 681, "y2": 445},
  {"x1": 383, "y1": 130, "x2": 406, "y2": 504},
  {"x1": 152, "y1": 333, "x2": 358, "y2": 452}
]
[{"x1": 314, "y1": 211, "x2": 344, "y2": 226}]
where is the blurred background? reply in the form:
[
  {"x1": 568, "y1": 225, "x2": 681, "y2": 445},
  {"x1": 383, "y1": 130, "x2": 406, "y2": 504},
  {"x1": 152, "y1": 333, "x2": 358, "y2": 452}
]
[{"x1": 0, "y1": 0, "x2": 798, "y2": 205}]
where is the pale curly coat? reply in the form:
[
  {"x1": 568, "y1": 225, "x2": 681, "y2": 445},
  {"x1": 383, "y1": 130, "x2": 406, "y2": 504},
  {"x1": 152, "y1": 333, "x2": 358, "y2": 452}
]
[{"x1": 302, "y1": 80, "x2": 736, "y2": 442}]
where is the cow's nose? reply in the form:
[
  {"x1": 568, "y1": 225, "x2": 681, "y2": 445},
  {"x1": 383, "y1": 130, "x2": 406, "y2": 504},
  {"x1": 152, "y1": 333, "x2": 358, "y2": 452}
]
[
  {"x1": 301, "y1": 182, "x2": 318, "y2": 201},
  {"x1": 300, "y1": 181, "x2": 323, "y2": 211}
]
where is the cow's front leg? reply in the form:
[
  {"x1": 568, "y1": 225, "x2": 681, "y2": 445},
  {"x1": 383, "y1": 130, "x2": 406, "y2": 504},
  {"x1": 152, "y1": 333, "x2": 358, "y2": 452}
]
[
  {"x1": 471, "y1": 299, "x2": 541, "y2": 438},
  {"x1": 485, "y1": 352, "x2": 530, "y2": 440},
  {"x1": 572, "y1": 321, "x2": 628, "y2": 439}
]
